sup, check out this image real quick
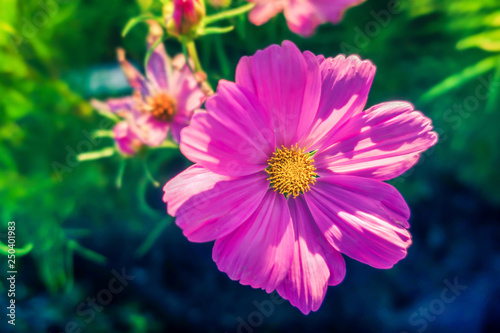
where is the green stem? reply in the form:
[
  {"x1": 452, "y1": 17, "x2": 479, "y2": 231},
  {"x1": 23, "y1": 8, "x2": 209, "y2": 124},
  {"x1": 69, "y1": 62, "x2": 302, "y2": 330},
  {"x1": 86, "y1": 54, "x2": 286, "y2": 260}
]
[
  {"x1": 183, "y1": 40, "x2": 214, "y2": 94},
  {"x1": 204, "y1": 3, "x2": 255, "y2": 25},
  {"x1": 134, "y1": 217, "x2": 172, "y2": 259},
  {"x1": 142, "y1": 158, "x2": 160, "y2": 187},
  {"x1": 186, "y1": 40, "x2": 203, "y2": 73},
  {"x1": 68, "y1": 240, "x2": 107, "y2": 265},
  {"x1": 77, "y1": 147, "x2": 115, "y2": 162},
  {"x1": 92, "y1": 129, "x2": 114, "y2": 139},
  {"x1": 116, "y1": 159, "x2": 127, "y2": 189}
]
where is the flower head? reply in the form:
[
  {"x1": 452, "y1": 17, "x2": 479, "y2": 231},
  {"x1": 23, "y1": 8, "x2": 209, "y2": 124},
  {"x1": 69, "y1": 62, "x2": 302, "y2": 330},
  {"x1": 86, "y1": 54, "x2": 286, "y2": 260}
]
[
  {"x1": 248, "y1": 0, "x2": 365, "y2": 36},
  {"x1": 92, "y1": 22, "x2": 205, "y2": 155},
  {"x1": 166, "y1": 0, "x2": 206, "y2": 37},
  {"x1": 163, "y1": 41, "x2": 437, "y2": 314}
]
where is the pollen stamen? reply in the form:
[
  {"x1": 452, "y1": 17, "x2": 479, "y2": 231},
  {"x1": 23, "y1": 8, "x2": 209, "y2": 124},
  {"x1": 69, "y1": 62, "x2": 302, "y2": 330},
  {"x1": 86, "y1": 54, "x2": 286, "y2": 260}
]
[
  {"x1": 145, "y1": 93, "x2": 177, "y2": 122},
  {"x1": 266, "y1": 144, "x2": 317, "y2": 198}
]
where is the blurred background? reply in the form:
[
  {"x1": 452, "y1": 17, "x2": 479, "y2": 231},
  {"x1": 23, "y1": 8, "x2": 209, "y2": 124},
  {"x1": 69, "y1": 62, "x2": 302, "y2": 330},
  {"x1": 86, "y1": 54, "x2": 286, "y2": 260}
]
[{"x1": 1, "y1": 0, "x2": 500, "y2": 332}]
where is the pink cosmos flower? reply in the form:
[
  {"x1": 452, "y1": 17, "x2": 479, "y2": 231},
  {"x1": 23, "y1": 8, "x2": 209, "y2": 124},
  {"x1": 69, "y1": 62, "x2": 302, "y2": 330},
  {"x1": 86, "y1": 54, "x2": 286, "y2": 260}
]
[
  {"x1": 163, "y1": 41, "x2": 437, "y2": 314},
  {"x1": 92, "y1": 24, "x2": 205, "y2": 155},
  {"x1": 248, "y1": 0, "x2": 365, "y2": 36}
]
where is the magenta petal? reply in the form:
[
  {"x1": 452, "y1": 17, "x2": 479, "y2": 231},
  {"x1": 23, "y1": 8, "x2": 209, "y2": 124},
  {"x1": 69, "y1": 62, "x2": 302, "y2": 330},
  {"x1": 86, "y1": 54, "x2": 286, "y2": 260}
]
[
  {"x1": 180, "y1": 81, "x2": 275, "y2": 176},
  {"x1": 316, "y1": 101, "x2": 438, "y2": 181},
  {"x1": 117, "y1": 49, "x2": 150, "y2": 97},
  {"x1": 235, "y1": 41, "x2": 321, "y2": 147},
  {"x1": 113, "y1": 121, "x2": 141, "y2": 155},
  {"x1": 276, "y1": 197, "x2": 346, "y2": 314},
  {"x1": 213, "y1": 190, "x2": 294, "y2": 292},
  {"x1": 91, "y1": 97, "x2": 136, "y2": 116},
  {"x1": 146, "y1": 42, "x2": 170, "y2": 91},
  {"x1": 248, "y1": 1, "x2": 284, "y2": 26},
  {"x1": 305, "y1": 175, "x2": 412, "y2": 269},
  {"x1": 171, "y1": 65, "x2": 205, "y2": 119},
  {"x1": 131, "y1": 114, "x2": 169, "y2": 147},
  {"x1": 163, "y1": 165, "x2": 269, "y2": 242},
  {"x1": 284, "y1": 0, "x2": 364, "y2": 36},
  {"x1": 169, "y1": 119, "x2": 186, "y2": 144},
  {"x1": 302, "y1": 54, "x2": 376, "y2": 150},
  {"x1": 145, "y1": 22, "x2": 171, "y2": 91}
]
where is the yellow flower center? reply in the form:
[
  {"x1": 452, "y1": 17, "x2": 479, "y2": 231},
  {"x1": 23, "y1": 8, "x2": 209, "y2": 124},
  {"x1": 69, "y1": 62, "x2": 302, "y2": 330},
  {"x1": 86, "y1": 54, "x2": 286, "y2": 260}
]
[
  {"x1": 147, "y1": 93, "x2": 177, "y2": 122},
  {"x1": 266, "y1": 144, "x2": 317, "y2": 198}
]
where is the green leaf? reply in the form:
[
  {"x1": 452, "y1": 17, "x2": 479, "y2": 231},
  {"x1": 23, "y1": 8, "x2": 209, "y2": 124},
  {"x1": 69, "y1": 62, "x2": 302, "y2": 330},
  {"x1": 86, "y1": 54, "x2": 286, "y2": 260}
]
[
  {"x1": 420, "y1": 56, "x2": 500, "y2": 103},
  {"x1": 457, "y1": 29, "x2": 500, "y2": 52},
  {"x1": 486, "y1": 58, "x2": 500, "y2": 113}
]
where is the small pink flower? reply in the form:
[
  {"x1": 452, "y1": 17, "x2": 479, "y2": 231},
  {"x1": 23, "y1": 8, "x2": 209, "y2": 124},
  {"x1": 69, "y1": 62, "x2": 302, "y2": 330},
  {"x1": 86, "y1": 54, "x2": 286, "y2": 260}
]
[
  {"x1": 92, "y1": 24, "x2": 205, "y2": 155},
  {"x1": 248, "y1": 0, "x2": 365, "y2": 36},
  {"x1": 163, "y1": 41, "x2": 437, "y2": 314}
]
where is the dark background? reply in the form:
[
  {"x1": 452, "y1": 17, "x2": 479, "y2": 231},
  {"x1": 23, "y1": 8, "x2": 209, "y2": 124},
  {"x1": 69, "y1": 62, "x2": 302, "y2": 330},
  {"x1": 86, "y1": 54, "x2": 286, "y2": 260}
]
[{"x1": 1, "y1": 0, "x2": 500, "y2": 332}]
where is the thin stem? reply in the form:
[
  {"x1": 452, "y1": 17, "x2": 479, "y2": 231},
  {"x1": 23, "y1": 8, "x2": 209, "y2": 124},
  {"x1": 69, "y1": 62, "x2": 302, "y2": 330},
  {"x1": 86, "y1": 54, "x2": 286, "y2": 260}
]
[
  {"x1": 116, "y1": 159, "x2": 127, "y2": 189},
  {"x1": 186, "y1": 40, "x2": 203, "y2": 73},
  {"x1": 77, "y1": 147, "x2": 115, "y2": 162},
  {"x1": 142, "y1": 158, "x2": 160, "y2": 187},
  {"x1": 68, "y1": 240, "x2": 107, "y2": 265},
  {"x1": 134, "y1": 217, "x2": 172, "y2": 259},
  {"x1": 204, "y1": 3, "x2": 255, "y2": 25},
  {"x1": 183, "y1": 39, "x2": 214, "y2": 95},
  {"x1": 92, "y1": 129, "x2": 114, "y2": 139}
]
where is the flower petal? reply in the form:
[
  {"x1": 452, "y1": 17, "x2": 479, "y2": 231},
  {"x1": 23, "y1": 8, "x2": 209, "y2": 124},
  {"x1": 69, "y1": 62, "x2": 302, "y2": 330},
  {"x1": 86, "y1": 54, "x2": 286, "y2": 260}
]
[
  {"x1": 248, "y1": 1, "x2": 284, "y2": 26},
  {"x1": 131, "y1": 114, "x2": 169, "y2": 147},
  {"x1": 171, "y1": 64, "x2": 205, "y2": 117},
  {"x1": 305, "y1": 175, "x2": 412, "y2": 269},
  {"x1": 113, "y1": 121, "x2": 141, "y2": 155},
  {"x1": 315, "y1": 101, "x2": 438, "y2": 181},
  {"x1": 145, "y1": 20, "x2": 171, "y2": 91},
  {"x1": 145, "y1": 21, "x2": 171, "y2": 91},
  {"x1": 146, "y1": 42, "x2": 170, "y2": 92},
  {"x1": 163, "y1": 165, "x2": 269, "y2": 242},
  {"x1": 276, "y1": 197, "x2": 346, "y2": 314},
  {"x1": 213, "y1": 190, "x2": 294, "y2": 292},
  {"x1": 180, "y1": 80, "x2": 275, "y2": 176},
  {"x1": 235, "y1": 40, "x2": 321, "y2": 147},
  {"x1": 117, "y1": 48, "x2": 150, "y2": 97},
  {"x1": 91, "y1": 97, "x2": 136, "y2": 116},
  {"x1": 284, "y1": 0, "x2": 364, "y2": 36},
  {"x1": 302, "y1": 54, "x2": 376, "y2": 150}
]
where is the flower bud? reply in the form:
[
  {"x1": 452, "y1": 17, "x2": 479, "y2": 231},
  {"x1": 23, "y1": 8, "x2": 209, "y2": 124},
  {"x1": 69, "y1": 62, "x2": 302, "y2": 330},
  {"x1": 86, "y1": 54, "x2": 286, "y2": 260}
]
[{"x1": 165, "y1": 0, "x2": 206, "y2": 37}]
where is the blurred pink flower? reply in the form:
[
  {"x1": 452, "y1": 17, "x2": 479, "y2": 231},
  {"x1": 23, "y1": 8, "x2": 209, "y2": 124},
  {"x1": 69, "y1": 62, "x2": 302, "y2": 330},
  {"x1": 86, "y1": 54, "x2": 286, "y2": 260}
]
[
  {"x1": 248, "y1": 0, "x2": 365, "y2": 36},
  {"x1": 163, "y1": 41, "x2": 437, "y2": 314},
  {"x1": 92, "y1": 25, "x2": 205, "y2": 155}
]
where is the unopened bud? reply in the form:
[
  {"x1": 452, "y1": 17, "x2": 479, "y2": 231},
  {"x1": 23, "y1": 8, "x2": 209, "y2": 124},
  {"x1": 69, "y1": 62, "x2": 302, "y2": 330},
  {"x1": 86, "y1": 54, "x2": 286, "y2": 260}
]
[{"x1": 165, "y1": 0, "x2": 206, "y2": 37}]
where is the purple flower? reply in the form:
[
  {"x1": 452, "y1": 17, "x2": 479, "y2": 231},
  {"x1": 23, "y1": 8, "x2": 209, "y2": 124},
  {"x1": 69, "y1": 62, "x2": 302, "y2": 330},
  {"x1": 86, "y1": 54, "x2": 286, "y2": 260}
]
[
  {"x1": 163, "y1": 41, "x2": 437, "y2": 314},
  {"x1": 92, "y1": 23, "x2": 205, "y2": 154}
]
